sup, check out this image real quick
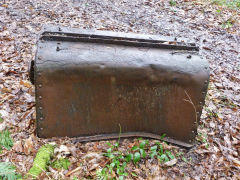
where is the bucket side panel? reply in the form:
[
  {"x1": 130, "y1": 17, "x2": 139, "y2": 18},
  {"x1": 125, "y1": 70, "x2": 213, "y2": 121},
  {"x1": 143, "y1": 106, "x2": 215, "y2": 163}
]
[{"x1": 37, "y1": 69, "x2": 198, "y2": 143}]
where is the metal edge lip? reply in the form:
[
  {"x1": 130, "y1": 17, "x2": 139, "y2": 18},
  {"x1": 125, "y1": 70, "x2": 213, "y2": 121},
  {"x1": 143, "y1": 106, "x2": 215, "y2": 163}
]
[
  {"x1": 42, "y1": 24, "x2": 193, "y2": 43},
  {"x1": 70, "y1": 132, "x2": 194, "y2": 149},
  {"x1": 39, "y1": 34, "x2": 199, "y2": 51},
  {"x1": 40, "y1": 25, "x2": 199, "y2": 50}
]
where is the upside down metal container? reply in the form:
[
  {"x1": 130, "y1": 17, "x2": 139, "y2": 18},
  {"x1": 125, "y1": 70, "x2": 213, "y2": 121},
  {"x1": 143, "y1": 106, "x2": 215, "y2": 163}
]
[{"x1": 30, "y1": 25, "x2": 209, "y2": 148}]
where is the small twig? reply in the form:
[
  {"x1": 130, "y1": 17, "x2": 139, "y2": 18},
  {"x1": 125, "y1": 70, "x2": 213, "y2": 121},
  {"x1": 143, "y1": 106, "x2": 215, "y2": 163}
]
[
  {"x1": 183, "y1": 90, "x2": 198, "y2": 127},
  {"x1": 65, "y1": 166, "x2": 81, "y2": 177}
]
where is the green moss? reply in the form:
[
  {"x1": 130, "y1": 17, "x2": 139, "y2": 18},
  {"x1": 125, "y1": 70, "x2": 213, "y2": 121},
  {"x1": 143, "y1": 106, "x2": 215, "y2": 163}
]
[
  {"x1": 51, "y1": 158, "x2": 70, "y2": 170},
  {"x1": 27, "y1": 144, "x2": 55, "y2": 178}
]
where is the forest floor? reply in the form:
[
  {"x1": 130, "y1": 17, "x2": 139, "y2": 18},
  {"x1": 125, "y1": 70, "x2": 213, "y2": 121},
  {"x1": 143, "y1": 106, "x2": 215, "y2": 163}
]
[{"x1": 0, "y1": 0, "x2": 239, "y2": 179}]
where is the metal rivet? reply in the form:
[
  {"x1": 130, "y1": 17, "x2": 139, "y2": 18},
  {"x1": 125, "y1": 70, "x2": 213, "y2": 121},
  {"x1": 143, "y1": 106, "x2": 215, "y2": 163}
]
[
  {"x1": 38, "y1": 84, "x2": 42, "y2": 88},
  {"x1": 38, "y1": 72, "x2": 41, "y2": 76},
  {"x1": 56, "y1": 46, "x2": 60, "y2": 51},
  {"x1": 39, "y1": 107, "x2": 42, "y2": 110},
  {"x1": 202, "y1": 92, "x2": 205, "y2": 94},
  {"x1": 192, "y1": 131, "x2": 195, "y2": 133},
  {"x1": 58, "y1": 27, "x2": 62, "y2": 31},
  {"x1": 40, "y1": 117, "x2": 43, "y2": 120},
  {"x1": 39, "y1": 96, "x2": 42, "y2": 99},
  {"x1": 199, "y1": 102, "x2": 202, "y2": 105},
  {"x1": 40, "y1": 128, "x2": 43, "y2": 130},
  {"x1": 204, "y1": 80, "x2": 208, "y2": 84}
]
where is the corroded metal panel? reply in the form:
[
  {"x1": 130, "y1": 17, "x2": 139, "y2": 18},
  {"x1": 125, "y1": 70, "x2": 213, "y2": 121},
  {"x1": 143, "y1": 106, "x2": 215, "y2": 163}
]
[{"x1": 32, "y1": 25, "x2": 209, "y2": 148}]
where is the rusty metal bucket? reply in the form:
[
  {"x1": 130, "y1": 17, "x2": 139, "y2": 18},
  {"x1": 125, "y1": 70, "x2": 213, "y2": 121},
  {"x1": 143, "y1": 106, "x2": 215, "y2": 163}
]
[{"x1": 30, "y1": 25, "x2": 209, "y2": 148}]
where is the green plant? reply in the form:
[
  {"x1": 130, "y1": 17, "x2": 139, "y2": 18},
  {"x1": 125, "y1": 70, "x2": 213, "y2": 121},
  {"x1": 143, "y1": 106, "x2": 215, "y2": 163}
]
[
  {"x1": 97, "y1": 125, "x2": 128, "y2": 180},
  {"x1": 0, "y1": 129, "x2": 13, "y2": 151},
  {"x1": 169, "y1": 0, "x2": 177, "y2": 6},
  {"x1": 97, "y1": 136, "x2": 179, "y2": 179},
  {"x1": 222, "y1": 19, "x2": 233, "y2": 28},
  {"x1": 212, "y1": 0, "x2": 240, "y2": 9},
  {"x1": 51, "y1": 158, "x2": 70, "y2": 170},
  {"x1": 97, "y1": 142, "x2": 128, "y2": 180},
  {"x1": 182, "y1": 156, "x2": 188, "y2": 163},
  {"x1": 0, "y1": 162, "x2": 21, "y2": 180},
  {"x1": 131, "y1": 139, "x2": 149, "y2": 163},
  {"x1": 197, "y1": 132, "x2": 209, "y2": 148},
  {"x1": 0, "y1": 114, "x2": 3, "y2": 123},
  {"x1": 97, "y1": 129, "x2": 180, "y2": 180},
  {"x1": 150, "y1": 142, "x2": 175, "y2": 163}
]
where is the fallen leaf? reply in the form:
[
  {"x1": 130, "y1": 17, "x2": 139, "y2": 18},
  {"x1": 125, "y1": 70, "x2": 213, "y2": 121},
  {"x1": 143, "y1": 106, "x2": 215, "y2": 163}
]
[
  {"x1": 163, "y1": 158, "x2": 177, "y2": 167},
  {"x1": 12, "y1": 141, "x2": 23, "y2": 153},
  {"x1": 0, "y1": 121, "x2": 6, "y2": 131},
  {"x1": 24, "y1": 136, "x2": 34, "y2": 155}
]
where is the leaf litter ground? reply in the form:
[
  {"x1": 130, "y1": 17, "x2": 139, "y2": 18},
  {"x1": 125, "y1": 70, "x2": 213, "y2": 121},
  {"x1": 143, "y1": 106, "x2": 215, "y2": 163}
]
[{"x1": 0, "y1": 0, "x2": 239, "y2": 179}]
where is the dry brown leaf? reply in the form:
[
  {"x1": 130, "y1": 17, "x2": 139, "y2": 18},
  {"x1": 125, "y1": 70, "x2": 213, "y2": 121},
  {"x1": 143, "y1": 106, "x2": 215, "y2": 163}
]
[
  {"x1": 24, "y1": 136, "x2": 34, "y2": 155},
  {"x1": 20, "y1": 80, "x2": 32, "y2": 88},
  {"x1": 163, "y1": 158, "x2": 177, "y2": 167},
  {"x1": 12, "y1": 141, "x2": 23, "y2": 153}
]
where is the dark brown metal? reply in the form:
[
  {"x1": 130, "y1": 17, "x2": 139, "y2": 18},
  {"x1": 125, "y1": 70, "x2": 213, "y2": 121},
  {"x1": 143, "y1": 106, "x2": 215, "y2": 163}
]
[
  {"x1": 32, "y1": 25, "x2": 209, "y2": 148},
  {"x1": 28, "y1": 60, "x2": 34, "y2": 84}
]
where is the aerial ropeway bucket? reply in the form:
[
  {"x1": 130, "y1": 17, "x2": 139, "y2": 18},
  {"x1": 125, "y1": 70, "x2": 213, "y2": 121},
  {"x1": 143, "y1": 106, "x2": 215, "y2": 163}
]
[{"x1": 30, "y1": 25, "x2": 209, "y2": 148}]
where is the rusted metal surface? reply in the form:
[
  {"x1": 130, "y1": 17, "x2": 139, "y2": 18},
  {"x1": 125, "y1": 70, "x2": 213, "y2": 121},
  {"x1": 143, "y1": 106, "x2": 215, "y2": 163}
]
[{"x1": 32, "y1": 25, "x2": 209, "y2": 148}]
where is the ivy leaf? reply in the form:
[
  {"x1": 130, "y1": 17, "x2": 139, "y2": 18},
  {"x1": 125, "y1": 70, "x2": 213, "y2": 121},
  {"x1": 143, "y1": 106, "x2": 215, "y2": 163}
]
[
  {"x1": 160, "y1": 133, "x2": 166, "y2": 140},
  {"x1": 139, "y1": 140, "x2": 148, "y2": 149},
  {"x1": 131, "y1": 146, "x2": 139, "y2": 151},
  {"x1": 114, "y1": 142, "x2": 119, "y2": 148},
  {"x1": 150, "y1": 151, "x2": 157, "y2": 158},
  {"x1": 159, "y1": 154, "x2": 169, "y2": 162},
  {"x1": 140, "y1": 149, "x2": 146, "y2": 158},
  {"x1": 150, "y1": 145, "x2": 158, "y2": 151},
  {"x1": 182, "y1": 156, "x2": 188, "y2": 163},
  {"x1": 159, "y1": 144, "x2": 163, "y2": 155},
  {"x1": 107, "y1": 148, "x2": 112, "y2": 153},
  {"x1": 166, "y1": 151, "x2": 175, "y2": 160},
  {"x1": 106, "y1": 142, "x2": 112, "y2": 147},
  {"x1": 119, "y1": 176, "x2": 124, "y2": 180},
  {"x1": 110, "y1": 162, "x2": 116, "y2": 168},
  {"x1": 131, "y1": 172, "x2": 137, "y2": 177},
  {"x1": 133, "y1": 152, "x2": 141, "y2": 164},
  {"x1": 122, "y1": 162, "x2": 127, "y2": 168},
  {"x1": 104, "y1": 153, "x2": 115, "y2": 159},
  {"x1": 125, "y1": 153, "x2": 133, "y2": 162}
]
